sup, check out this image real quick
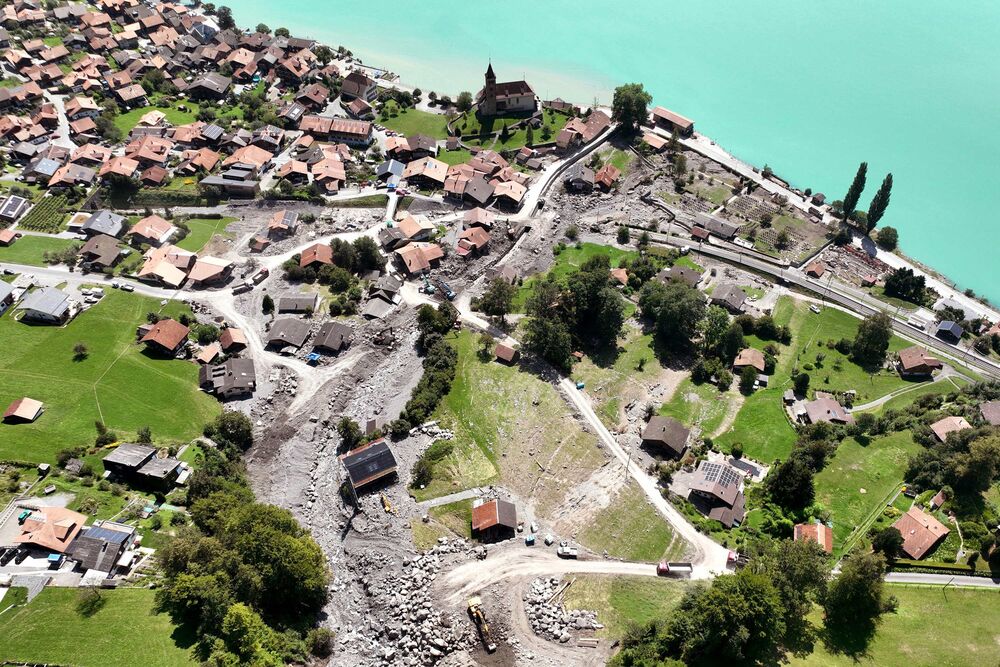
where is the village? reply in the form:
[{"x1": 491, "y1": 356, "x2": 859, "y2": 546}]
[{"x1": 0, "y1": 1, "x2": 998, "y2": 666}]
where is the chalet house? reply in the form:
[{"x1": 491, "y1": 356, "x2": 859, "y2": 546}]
[
  {"x1": 68, "y1": 521, "x2": 136, "y2": 573},
  {"x1": 346, "y1": 97, "x2": 373, "y2": 119},
  {"x1": 267, "y1": 317, "x2": 311, "y2": 351},
  {"x1": 893, "y1": 507, "x2": 949, "y2": 559},
  {"x1": 299, "y1": 115, "x2": 373, "y2": 147},
  {"x1": 101, "y1": 443, "x2": 183, "y2": 491},
  {"x1": 556, "y1": 110, "x2": 611, "y2": 150},
  {"x1": 394, "y1": 242, "x2": 444, "y2": 276},
  {"x1": 186, "y1": 72, "x2": 231, "y2": 100},
  {"x1": 402, "y1": 157, "x2": 448, "y2": 189},
  {"x1": 340, "y1": 439, "x2": 397, "y2": 495},
  {"x1": 929, "y1": 415, "x2": 971, "y2": 443},
  {"x1": 456, "y1": 226, "x2": 490, "y2": 258},
  {"x1": 471, "y1": 498, "x2": 517, "y2": 542},
  {"x1": 199, "y1": 358, "x2": 256, "y2": 399},
  {"x1": 640, "y1": 415, "x2": 690, "y2": 459},
  {"x1": 219, "y1": 327, "x2": 248, "y2": 353},
  {"x1": 313, "y1": 321, "x2": 353, "y2": 354},
  {"x1": 563, "y1": 163, "x2": 594, "y2": 193},
  {"x1": 650, "y1": 106, "x2": 695, "y2": 137},
  {"x1": 340, "y1": 70, "x2": 377, "y2": 102},
  {"x1": 733, "y1": 348, "x2": 766, "y2": 374},
  {"x1": 78, "y1": 233, "x2": 121, "y2": 270},
  {"x1": 896, "y1": 346, "x2": 942, "y2": 378},
  {"x1": 140, "y1": 318, "x2": 190, "y2": 356},
  {"x1": 295, "y1": 82, "x2": 329, "y2": 110},
  {"x1": 299, "y1": 243, "x2": 333, "y2": 269},
  {"x1": 267, "y1": 209, "x2": 298, "y2": 238},
  {"x1": 13, "y1": 507, "x2": 85, "y2": 555},
  {"x1": 277, "y1": 294, "x2": 319, "y2": 314},
  {"x1": 48, "y1": 163, "x2": 97, "y2": 189},
  {"x1": 710, "y1": 283, "x2": 747, "y2": 313},
  {"x1": 802, "y1": 395, "x2": 853, "y2": 425},
  {"x1": 114, "y1": 83, "x2": 148, "y2": 107},
  {"x1": 16, "y1": 287, "x2": 73, "y2": 324},
  {"x1": 658, "y1": 265, "x2": 702, "y2": 288},
  {"x1": 82, "y1": 210, "x2": 125, "y2": 238},
  {"x1": 794, "y1": 521, "x2": 833, "y2": 553},
  {"x1": 688, "y1": 460, "x2": 745, "y2": 528},
  {"x1": 199, "y1": 163, "x2": 260, "y2": 197}
]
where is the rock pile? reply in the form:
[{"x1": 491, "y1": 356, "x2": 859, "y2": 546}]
[
  {"x1": 360, "y1": 549, "x2": 475, "y2": 665},
  {"x1": 524, "y1": 578, "x2": 601, "y2": 643}
]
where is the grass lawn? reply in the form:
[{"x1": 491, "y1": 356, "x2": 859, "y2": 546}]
[
  {"x1": 862, "y1": 376, "x2": 968, "y2": 415},
  {"x1": 0, "y1": 587, "x2": 195, "y2": 667},
  {"x1": 417, "y1": 332, "x2": 604, "y2": 521},
  {"x1": 572, "y1": 324, "x2": 662, "y2": 428},
  {"x1": 379, "y1": 102, "x2": 450, "y2": 139},
  {"x1": 513, "y1": 242, "x2": 640, "y2": 312},
  {"x1": 596, "y1": 147, "x2": 634, "y2": 175},
  {"x1": 715, "y1": 388, "x2": 797, "y2": 462},
  {"x1": 437, "y1": 148, "x2": 474, "y2": 166},
  {"x1": 410, "y1": 517, "x2": 451, "y2": 550},
  {"x1": 175, "y1": 217, "x2": 236, "y2": 253},
  {"x1": 0, "y1": 291, "x2": 219, "y2": 463},
  {"x1": 328, "y1": 194, "x2": 389, "y2": 208},
  {"x1": 459, "y1": 109, "x2": 571, "y2": 150},
  {"x1": 813, "y1": 431, "x2": 922, "y2": 554},
  {"x1": 427, "y1": 499, "x2": 474, "y2": 540},
  {"x1": 791, "y1": 585, "x2": 1000, "y2": 667},
  {"x1": 577, "y1": 482, "x2": 686, "y2": 562},
  {"x1": 562, "y1": 575, "x2": 689, "y2": 639},
  {"x1": 715, "y1": 297, "x2": 913, "y2": 462},
  {"x1": 0, "y1": 235, "x2": 76, "y2": 267},
  {"x1": 114, "y1": 101, "x2": 201, "y2": 135},
  {"x1": 659, "y1": 377, "x2": 733, "y2": 437}
]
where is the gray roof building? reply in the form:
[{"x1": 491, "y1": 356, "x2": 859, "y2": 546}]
[
  {"x1": 314, "y1": 321, "x2": 353, "y2": 353},
  {"x1": 82, "y1": 210, "x2": 126, "y2": 238},
  {"x1": 68, "y1": 521, "x2": 136, "y2": 572},
  {"x1": 277, "y1": 294, "x2": 319, "y2": 313},
  {"x1": 267, "y1": 317, "x2": 311, "y2": 349},
  {"x1": 711, "y1": 283, "x2": 747, "y2": 313},
  {"x1": 17, "y1": 287, "x2": 71, "y2": 323},
  {"x1": 199, "y1": 358, "x2": 256, "y2": 398}
]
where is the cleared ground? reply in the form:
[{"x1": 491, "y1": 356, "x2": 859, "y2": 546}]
[
  {"x1": 577, "y1": 481, "x2": 686, "y2": 562},
  {"x1": 0, "y1": 291, "x2": 219, "y2": 463},
  {"x1": 417, "y1": 331, "x2": 605, "y2": 523},
  {"x1": 562, "y1": 574, "x2": 690, "y2": 638},
  {"x1": 0, "y1": 587, "x2": 195, "y2": 667}
]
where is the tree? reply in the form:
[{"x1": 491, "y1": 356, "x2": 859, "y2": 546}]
[
  {"x1": 639, "y1": 280, "x2": 706, "y2": 353},
  {"x1": 865, "y1": 173, "x2": 893, "y2": 233},
  {"x1": 841, "y1": 161, "x2": 868, "y2": 222},
  {"x1": 314, "y1": 45, "x2": 333, "y2": 65},
  {"x1": 352, "y1": 236, "x2": 384, "y2": 273},
  {"x1": 766, "y1": 455, "x2": 815, "y2": 511},
  {"x1": 215, "y1": 5, "x2": 235, "y2": 30},
  {"x1": 876, "y1": 226, "x2": 898, "y2": 250},
  {"x1": 611, "y1": 83, "x2": 652, "y2": 132},
  {"x1": 525, "y1": 123, "x2": 534, "y2": 146},
  {"x1": 73, "y1": 342, "x2": 88, "y2": 360},
  {"x1": 261, "y1": 293, "x2": 274, "y2": 315},
  {"x1": 660, "y1": 570, "x2": 785, "y2": 665},
  {"x1": 336, "y1": 417, "x2": 362, "y2": 453},
  {"x1": 870, "y1": 527, "x2": 903, "y2": 561},
  {"x1": 499, "y1": 121, "x2": 510, "y2": 142},
  {"x1": 136, "y1": 426, "x2": 152, "y2": 444},
  {"x1": 701, "y1": 305, "x2": 730, "y2": 356},
  {"x1": 274, "y1": 27, "x2": 290, "y2": 37},
  {"x1": 565, "y1": 255, "x2": 626, "y2": 347},
  {"x1": 616, "y1": 225, "x2": 629, "y2": 244},
  {"x1": 479, "y1": 278, "x2": 515, "y2": 323},
  {"x1": 739, "y1": 365, "x2": 758, "y2": 394},
  {"x1": 523, "y1": 316, "x2": 572, "y2": 370},
  {"x1": 456, "y1": 91, "x2": 473, "y2": 112},
  {"x1": 721, "y1": 322, "x2": 745, "y2": 362},
  {"x1": 822, "y1": 551, "x2": 895, "y2": 657},
  {"x1": 255, "y1": 23, "x2": 270, "y2": 34},
  {"x1": 793, "y1": 372, "x2": 810, "y2": 396},
  {"x1": 477, "y1": 331, "x2": 495, "y2": 360},
  {"x1": 852, "y1": 312, "x2": 893, "y2": 369},
  {"x1": 204, "y1": 411, "x2": 254, "y2": 452},
  {"x1": 883, "y1": 267, "x2": 925, "y2": 303}
]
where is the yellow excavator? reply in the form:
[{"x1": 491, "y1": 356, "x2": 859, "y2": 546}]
[{"x1": 467, "y1": 596, "x2": 497, "y2": 653}]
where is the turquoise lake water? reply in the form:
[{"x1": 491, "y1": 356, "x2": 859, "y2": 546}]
[{"x1": 226, "y1": 0, "x2": 1000, "y2": 302}]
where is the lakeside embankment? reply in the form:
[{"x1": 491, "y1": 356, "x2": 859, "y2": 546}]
[{"x1": 224, "y1": 0, "x2": 1000, "y2": 305}]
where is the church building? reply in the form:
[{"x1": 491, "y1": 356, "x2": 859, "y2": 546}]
[{"x1": 475, "y1": 63, "x2": 537, "y2": 116}]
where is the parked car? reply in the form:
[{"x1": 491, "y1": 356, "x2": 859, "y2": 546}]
[
  {"x1": 13, "y1": 548, "x2": 28, "y2": 564},
  {"x1": 0, "y1": 548, "x2": 13, "y2": 565},
  {"x1": 556, "y1": 541, "x2": 578, "y2": 559},
  {"x1": 120, "y1": 284, "x2": 134, "y2": 292}
]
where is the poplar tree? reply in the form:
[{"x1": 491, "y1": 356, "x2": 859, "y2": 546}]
[
  {"x1": 865, "y1": 173, "x2": 893, "y2": 233},
  {"x1": 842, "y1": 161, "x2": 867, "y2": 222}
]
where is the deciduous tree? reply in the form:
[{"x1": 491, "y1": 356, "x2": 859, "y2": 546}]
[{"x1": 611, "y1": 83, "x2": 652, "y2": 132}]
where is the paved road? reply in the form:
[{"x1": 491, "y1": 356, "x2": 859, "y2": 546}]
[{"x1": 884, "y1": 572, "x2": 1000, "y2": 589}]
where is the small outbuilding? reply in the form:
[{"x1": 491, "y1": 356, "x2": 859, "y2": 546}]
[
  {"x1": 3, "y1": 397, "x2": 44, "y2": 423},
  {"x1": 341, "y1": 439, "x2": 397, "y2": 495},
  {"x1": 471, "y1": 499, "x2": 517, "y2": 542},
  {"x1": 640, "y1": 415, "x2": 690, "y2": 459}
]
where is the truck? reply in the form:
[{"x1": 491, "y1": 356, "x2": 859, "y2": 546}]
[
  {"x1": 727, "y1": 551, "x2": 749, "y2": 568},
  {"x1": 556, "y1": 541, "x2": 578, "y2": 559},
  {"x1": 467, "y1": 596, "x2": 497, "y2": 653},
  {"x1": 232, "y1": 282, "x2": 253, "y2": 295},
  {"x1": 251, "y1": 268, "x2": 270, "y2": 284},
  {"x1": 656, "y1": 561, "x2": 694, "y2": 576},
  {"x1": 434, "y1": 280, "x2": 455, "y2": 301}
]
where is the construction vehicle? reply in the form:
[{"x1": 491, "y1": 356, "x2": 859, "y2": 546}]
[
  {"x1": 656, "y1": 561, "x2": 694, "y2": 577},
  {"x1": 380, "y1": 493, "x2": 395, "y2": 514},
  {"x1": 556, "y1": 541, "x2": 579, "y2": 559},
  {"x1": 467, "y1": 596, "x2": 497, "y2": 653}
]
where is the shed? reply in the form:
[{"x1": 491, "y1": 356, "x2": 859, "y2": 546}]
[
  {"x1": 341, "y1": 440, "x2": 397, "y2": 493},
  {"x1": 3, "y1": 397, "x2": 44, "y2": 423},
  {"x1": 471, "y1": 499, "x2": 517, "y2": 542}
]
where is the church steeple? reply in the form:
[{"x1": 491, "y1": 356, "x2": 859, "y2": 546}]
[{"x1": 485, "y1": 61, "x2": 496, "y2": 83}]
